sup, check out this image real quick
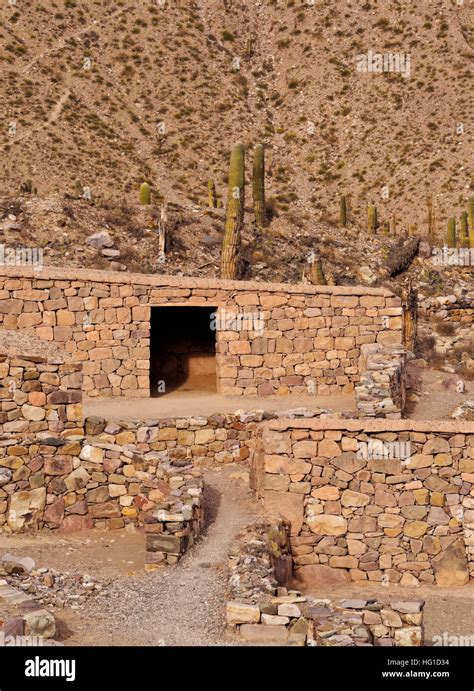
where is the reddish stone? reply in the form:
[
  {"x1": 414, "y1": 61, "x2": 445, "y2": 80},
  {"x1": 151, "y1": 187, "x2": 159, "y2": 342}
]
[
  {"x1": 3, "y1": 618, "x2": 25, "y2": 637},
  {"x1": 103, "y1": 458, "x2": 122, "y2": 474},
  {"x1": 47, "y1": 390, "x2": 81, "y2": 404},
  {"x1": 28, "y1": 456, "x2": 44, "y2": 473},
  {"x1": 59, "y1": 515, "x2": 93, "y2": 533},
  {"x1": 257, "y1": 383, "x2": 275, "y2": 396},
  {"x1": 88, "y1": 501, "x2": 121, "y2": 519},
  {"x1": 43, "y1": 497, "x2": 65, "y2": 525},
  {"x1": 44, "y1": 456, "x2": 73, "y2": 476},
  {"x1": 66, "y1": 500, "x2": 88, "y2": 515}
]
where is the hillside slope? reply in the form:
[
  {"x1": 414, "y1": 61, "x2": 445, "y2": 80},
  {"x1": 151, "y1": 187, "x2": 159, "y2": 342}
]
[{"x1": 1, "y1": 0, "x2": 473, "y2": 239}]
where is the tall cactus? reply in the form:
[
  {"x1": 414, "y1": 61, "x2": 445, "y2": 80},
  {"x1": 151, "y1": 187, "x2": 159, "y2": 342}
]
[
  {"x1": 252, "y1": 143, "x2": 266, "y2": 229},
  {"x1": 459, "y1": 211, "x2": 470, "y2": 248},
  {"x1": 469, "y1": 197, "x2": 474, "y2": 248},
  {"x1": 140, "y1": 182, "x2": 151, "y2": 205},
  {"x1": 446, "y1": 217, "x2": 456, "y2": 248},
  {"x1": 221, "y1": 143, "x2": 245, "y2": 279},
  {"x1": 426, "y1": 195, "x2": 435, "y2": 239},
  {"x1": 339, "y1": 195, "x2": 347, "y2": 227},
  {"x1": 208, "y1": 179, "x2": 217, "y2": 208},
  {"x1": 367, "y1": 203, "x2": 377, "y2": 234}
]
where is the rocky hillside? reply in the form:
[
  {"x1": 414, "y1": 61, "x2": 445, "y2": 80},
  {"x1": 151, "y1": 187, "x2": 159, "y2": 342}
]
[{"x1": 1, "y1": 0, "x2": 473, "y2": 238}]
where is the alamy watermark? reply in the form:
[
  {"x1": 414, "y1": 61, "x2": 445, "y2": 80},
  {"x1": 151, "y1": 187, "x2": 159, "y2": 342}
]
[
  {"x1": 0, "y1": 632, "x2": 43, "y2": 647},
  {"x1": 431, "y1": 246, "x2": 474, "y2": 267},
  {"x1": 210, "y1": 310, "x2": 265, "y2": 335},
  {"x1": 432, "y1": 632, "x2": 474, "y2": 647},
  {"x1": 356, "y1": 49, "x2": 411, "y2": 79},
  {"x1": 357, "y1": 439, "x2": 412, "y2": 461},
  {"x1": 0, "y1": 244, "x2": 43, "y2": 271}
]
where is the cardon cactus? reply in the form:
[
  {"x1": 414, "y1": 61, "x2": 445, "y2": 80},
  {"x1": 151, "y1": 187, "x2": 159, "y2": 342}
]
[
  {"x1": 367, "y1": 204, "x2": 377, "y2": 233},
  {"x1": 469, "y1": 197, "x2": 474, "y2": 248},
  {"x1": 252, "y1": 143, "x2": 266, "y2": 229},
  {"x1": 307, "y1": 253, "x2": 327, "y2": 285},
  {"x1": 208, "y1": 179, "x2": 217, "y2": 208},
  {"x1": 221, "y1": 143, "x2": 245, "y2": 279},
  {"x1": 446, "y1": 217, "x2": 456, "y2": 248},
  {"x1": 140, "y1": 182, "x2": 151, "y2": 205},
  {"x1": 459, "y1": 211, "x2": 470, "y2": 248},
  {"x1": 339, "y1": 195, "x2": 347, "y2": 227}
]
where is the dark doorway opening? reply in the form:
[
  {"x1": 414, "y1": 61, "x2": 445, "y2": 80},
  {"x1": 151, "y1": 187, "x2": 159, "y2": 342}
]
[{"x1": 150, "y1": 306, "x2": 217, "y2": 396}]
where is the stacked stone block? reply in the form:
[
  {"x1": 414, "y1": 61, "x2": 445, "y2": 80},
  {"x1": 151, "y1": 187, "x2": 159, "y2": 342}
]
[
  {"x1": 0, "y1": 267, "x2": 403, "y2": 398},
  {"x1": 0, "y1": 354, "x2": 82, "y2": 436},
  {"x1": 252, "y1": 419, "x2": 474, "y2": 586},
  {"x1": 226, "y1": 521, "x2": 424, "y2": 645},
  {"x1": 144, "y1": 467, "x2": 204, "y2": 569},
  {"x1": 355, "y1": 344, "x2": 407, "y2": 418}
]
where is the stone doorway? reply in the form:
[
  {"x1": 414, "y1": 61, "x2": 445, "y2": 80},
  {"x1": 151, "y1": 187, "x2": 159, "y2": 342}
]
[{"x1": 150, "y1": 306, "x2": 217, "y2": 396}]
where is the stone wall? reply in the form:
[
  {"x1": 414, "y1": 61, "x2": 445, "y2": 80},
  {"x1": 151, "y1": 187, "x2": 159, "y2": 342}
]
[
  {"x1": 251, "y1": 419, "x2": 474, "y2": 587},
  {"x1": 144, "y1": 468, "x2": 204, "y2": 570},
  {"x1": 0, "y1": 353, "x2": 83, "y2": 436},
  {"x1": 355, "y1": 344, "x2": 406, "y2": 418},
  {"x1": 1, "y1": 406, "x2": 252, "y2": 533},
  {"x1": 0, "y1": 267, "x2": 402, "y2": 398},
  {"x1": 226, "y1": 521, "x2": 424, "y2": 646}
]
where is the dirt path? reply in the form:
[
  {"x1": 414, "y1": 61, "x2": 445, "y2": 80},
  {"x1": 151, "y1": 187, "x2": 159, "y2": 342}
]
[
  {"x1": 59, "y1": 466, "x2": 259, "y2": 646},
  {"x1": 406, "y1": 364, "x2": 471, "y2": 420}
]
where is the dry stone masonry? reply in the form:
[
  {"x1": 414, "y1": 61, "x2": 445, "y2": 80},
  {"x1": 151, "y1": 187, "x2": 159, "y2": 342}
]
[
  {"x1": 251, "y1": 419, "x2": 474, "y2": 587},
  {"x1": 226, "y1": 521, "x2": 424, "y2": 645},
  {"x1": 0, "y1": 266, "x2": 403, "y2": 398},
  {"x1": 144, "y1": 468, "x2": 204, "y2": 570},
  {"x1": 0, "y1": 335, "x2": 82, "y2": 437},
  {"x1": 355, "y1": 344, "x2": 406, "y2": 418}
]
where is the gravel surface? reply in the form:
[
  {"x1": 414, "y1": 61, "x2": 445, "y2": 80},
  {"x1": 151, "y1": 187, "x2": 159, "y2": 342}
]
[{"x1": 64, "y1": 466, "x2": 259, "y2": 646}]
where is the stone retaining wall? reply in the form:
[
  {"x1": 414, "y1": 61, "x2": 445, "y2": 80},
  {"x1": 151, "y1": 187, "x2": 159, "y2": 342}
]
[
  {"x1": 0, "y1": 353, "x2": 83, "y2": 436},
  {"x1": 144, "y1": 468, "x2": 204, "y2": 570},
  {"x1": 0, "y1": 267, "x2": 402, "y2": 398},
  {"x1": 419, "y1": 292, "x2": 474, "y2": 325},
  {"x1": 355, "y1": 344, "x2": 406, "y2": 418},
  {"x1": 0, "y1": 409, "x2": 335, "y2": 534},
  {"x1": 251, "y1": 419, "x2": 474, "y2": 587},
  {"x1": 84, "y1": 412, "x2": 259, "y2": 468},
  {"x1": 226, "y1": 521, "x2": 424, "y2": 645}
]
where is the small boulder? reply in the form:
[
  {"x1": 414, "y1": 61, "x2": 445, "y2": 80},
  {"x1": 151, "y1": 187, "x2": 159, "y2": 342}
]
[{"x1": 85, "y1": 231, "x2": 114, "y2": 250}]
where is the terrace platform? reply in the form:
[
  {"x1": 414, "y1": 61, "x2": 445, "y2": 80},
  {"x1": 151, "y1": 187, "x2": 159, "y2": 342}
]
[{"x1": 84, "y1": 391, "x2": 357, "y2": 420}]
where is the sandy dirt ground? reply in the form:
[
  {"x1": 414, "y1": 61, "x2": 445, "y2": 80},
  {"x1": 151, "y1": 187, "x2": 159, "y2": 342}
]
[
  {"x1": 85, "y1": 391, "x2": 356, "y2": 420},
  {"x1": 406, "y1": 364, "x2": 472, "y2": 420}
]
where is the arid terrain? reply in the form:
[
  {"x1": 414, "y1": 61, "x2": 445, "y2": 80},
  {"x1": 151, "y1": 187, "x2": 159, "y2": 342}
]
[{"x1": 0, "y1": 0, "x2": 473, "y2": 658}]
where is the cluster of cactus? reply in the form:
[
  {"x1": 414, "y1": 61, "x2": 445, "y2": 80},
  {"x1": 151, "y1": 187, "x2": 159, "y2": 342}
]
[
  {"x1": 221, "y1": 143, "x2": 245, "y2": 279},
  {"x1": 367, "y1": 203, "x2": 378, "y2": 233},
  {"x1": 252, "y1": 143, "x2": 266, "y2": 230},
  {"x1": 339, "y1": 195, "x2": 348, "y2": 227},
  {"x1": 445, "y1": 199, "x2": 474, "y2": 248}
]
